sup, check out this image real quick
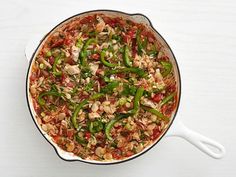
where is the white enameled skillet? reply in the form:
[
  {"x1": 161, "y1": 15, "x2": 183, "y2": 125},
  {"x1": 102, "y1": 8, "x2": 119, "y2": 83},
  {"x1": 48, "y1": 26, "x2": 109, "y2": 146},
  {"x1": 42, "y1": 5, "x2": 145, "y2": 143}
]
[{"x1": 25, "y1": 10, "x2": 225, "y2": 165}]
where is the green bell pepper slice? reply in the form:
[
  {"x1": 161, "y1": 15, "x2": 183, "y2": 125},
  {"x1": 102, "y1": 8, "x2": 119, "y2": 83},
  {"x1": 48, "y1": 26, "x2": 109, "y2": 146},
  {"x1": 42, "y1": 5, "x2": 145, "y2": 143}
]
[
  {"x1": 80, "y1": 38, "x2": 97, "y2": 66},
  {"x1": 160, "y1": 61, "x2": 172, "y2": 77},
  {"x1": 142, "y1": 105, "x2": 169, "y2": 122},
  {"x1": 123, "y1": 45, "x2": 132, "y2": 67},
  {"x1": 52, "y1": 55, "x2": 62, "y2": 76},
  {"x1": 89, "y1": 120, "x2": 104, "y2": 133},
  {"x1": 75, "y1": 134, "x2": 88, "y2": 145},
  {"x1": 38, "y1": 91, "x2": 62, "y2": 106},
  {"x1": 100, "y1": 50, "x2": 117, "y2": 67},
  {"x1": 130, "y1": 87, "x2": 144, "y2": 114},
  {"x1": 136, "y1": 30, "x2": 143, "y2": 55},
  {"x1": 105, "y1": 113, "x2": 131, "y2": 140},
  {"x1": 161, "y1": 92, "x2": 176, "y2": 106},
  {"x1": 71, "y1": 100, "x2": 88, "y2": 129},
  {"x1": 71, "y1": 93, "x2": 105, "y2": 129}
]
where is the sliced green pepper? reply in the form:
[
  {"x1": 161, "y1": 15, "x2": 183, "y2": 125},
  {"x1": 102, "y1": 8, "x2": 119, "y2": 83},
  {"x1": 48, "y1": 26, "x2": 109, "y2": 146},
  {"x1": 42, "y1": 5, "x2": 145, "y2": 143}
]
[
  {"x1": 136, "y1": 30, "x2": 143, "y2": 55},
  {"x1": 84, "y1": 80, "x2": 95, "y2": 92},
  {"x1": 142, "y1": 105, "x2": 169, "y2": 122},
  {"x1": 71, "y1": 93, "x2": 104, "y2": 129},
  {"x1": 50, "y1": 84, "x2": 58, "y2": 92},
  {"x1": 71, "y1": 100, "x2": 88, "y2": 129},
  {"x1": 76, "y1": 38, "x2": 83, "y2": 48},
  {"x1": 38, "y1": 91, "x2": 62, "y2": 106},
  {"x1": 112, "y1": 34, "x2": 121, "y2": 42},
  {"x1": 142, "y1": 37, "x2": 148, "y2": 50},
  {"x1": 45, "y1": 51, "x2": 52, "y2": 57},
  {"x1": 88, "y1": 30, "x2": 98, "y2": 37},
  {"x1": 75, "y1": 134, "x2": 88, "y2": 145},
  {"x1": 161, "y1": 61, "x2": 172, "y2": 77},
  {"x1": 90, "y1": 93, "x2": 104, "y2": 100},
  {"x1": 52, "y1": 55, "x2": 62, "y2": 76},
  {"x1": 105, "y1": 67, "x2": 147, "y2": 78},
  {"x1": 100, "y1": 50, "x2": 117, "y2": 67},
  {"x1": 105, "y1": 113, "x2": 131, "y2": 140},
  {"x1": 130, "y1": 87, "x2": 144, "y2": 114},
  {"x1": 70, "y1": 86, "x2": 78, "y2": 96},
  {"x1": 89, "y1": 120, "x2": 104, "y2": 133},
  {"x1": 81, "y1": 67, "x2": 92, "y2": 79},
  {"x1": 123, "y1": 45, "x2": 132, "y2": 67},
  {"x1": 80, "y1": 38, "x2": 97, "y2": 66},
  {"x1": 147, "y1": 44, "x2": 158, "y2": 58},
  {"x1": 121, "y1": 84, "x2": 137, "y2": 96},
  {"x1": 161, "y1": 92, "x2": 176, "y2": 106}
]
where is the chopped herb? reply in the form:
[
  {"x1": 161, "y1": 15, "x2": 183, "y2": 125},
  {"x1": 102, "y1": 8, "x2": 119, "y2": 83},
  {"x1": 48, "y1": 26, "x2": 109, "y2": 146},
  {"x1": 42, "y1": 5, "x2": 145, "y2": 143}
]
[
  {"x1": 112, "y1": 34, "x2": 121, "y2": 42},
  {"x1": 81, "y1": 67, "x2": 92, "y2": 79},
  {"x1": 101, "y1": 81, "x2": 119, "y2": 94},
  {"x1": 121, "y1": 84, "x2": 137, "y2": 96},
  {"x1": 84, "y1": 81, "x2": 94, "y2": 92}
]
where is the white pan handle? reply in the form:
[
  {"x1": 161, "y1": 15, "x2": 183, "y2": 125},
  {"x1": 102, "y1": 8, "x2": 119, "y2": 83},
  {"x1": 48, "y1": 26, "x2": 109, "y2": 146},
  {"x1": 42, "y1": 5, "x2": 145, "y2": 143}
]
[{"x1": 165, "y1": 120, "x2": 226, "y2": 159}]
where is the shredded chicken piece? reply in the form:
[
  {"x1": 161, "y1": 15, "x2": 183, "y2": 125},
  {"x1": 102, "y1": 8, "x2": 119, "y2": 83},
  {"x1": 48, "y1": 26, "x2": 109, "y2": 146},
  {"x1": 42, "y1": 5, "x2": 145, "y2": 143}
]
[
  {"x1": 64, "y1": 64, "x2": 80, "y2": 75},
  {"x1": 71, "y1": 45, "x2": 80, "y2": 62},
  {"x1": 88, "y1": 112, "x2": 101, "y2": 119},
  {"x1": 38, "y1": 57, "x2": 52, "y2": 69},
  {"x1": 96, "y1": 16, "x2": 105, "y2": 32},
  {"x1": 89, "y1": 63, "x2": 99, "y2": 75}
]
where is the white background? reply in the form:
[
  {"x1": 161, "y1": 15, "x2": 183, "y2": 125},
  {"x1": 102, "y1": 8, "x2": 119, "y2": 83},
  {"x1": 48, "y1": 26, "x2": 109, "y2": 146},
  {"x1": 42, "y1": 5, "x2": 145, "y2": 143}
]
[{"x1": 0, "y1": 0, "x2": 236, "y2": 176}]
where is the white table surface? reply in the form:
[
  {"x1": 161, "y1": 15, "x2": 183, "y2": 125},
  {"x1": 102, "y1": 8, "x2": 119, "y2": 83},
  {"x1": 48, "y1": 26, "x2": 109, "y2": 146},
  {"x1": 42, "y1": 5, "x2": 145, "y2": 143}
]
[{"x1": 0, "y1": 0, "x2": 236, "y2": 176}]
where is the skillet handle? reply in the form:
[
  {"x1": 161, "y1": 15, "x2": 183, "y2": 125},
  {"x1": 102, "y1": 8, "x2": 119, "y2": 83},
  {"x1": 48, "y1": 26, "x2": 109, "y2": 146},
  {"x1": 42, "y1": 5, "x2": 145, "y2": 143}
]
[{"x1": 165, "y1": 120, "x2": 226, "y2": 159}]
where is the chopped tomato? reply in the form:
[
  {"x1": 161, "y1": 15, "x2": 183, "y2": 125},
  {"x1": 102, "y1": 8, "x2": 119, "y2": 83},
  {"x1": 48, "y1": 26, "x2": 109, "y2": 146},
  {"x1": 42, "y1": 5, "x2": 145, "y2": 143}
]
[
  {"x1": 161, "y1": 104, "x2": 174, "y2": 117},
  {"x1": 64, "y1": 38, "x2": 72, "y2": 45},
  {"x1": 117, "y1": 106, "x2": 129, "y2": 113},
  {"x1": 79, "y1": 94, "x2": 90, "y2": 100},
  {"x1": 32, "y1": 99, "x2": 40, "y2": 114},
  {"x1": 108, "y1": 97, "x2": 116, "y2": 104},
  {"x1": 127, "y1": 29, "x2": 136, "y2": 38},
  {"x1": 131, "y1": 39, "x2": 137, "y2": 57},
  {"x1": 61, "y1": 73, "x2": 66, "y2": 83},
  {"x1": 90, "y1": 53, "x2": 100, "y2": 60},
  {"x1": 40, "y1": 70, "x2": 49, "y2": 77},
  {"x1": 80, "y1": 15, "x2": 95, "y2": 24},
  {"x1": 67, "y1": 129, "x2": 74, "y2": 138},
  {"x1": 97, "y1": 77, "x2": 106, "y2": 86},
  {"x1": 125, "y1": 151, "x2": 134, "y2": 157},
  {"x1": 114, "y1": 125, "x2": 122, "y2": 129},
  {"x1": 152, "y1": 127, "x2": 161, "y2": 140},
  {"x1": 82, "y1": 33, "x2": 89, "y2": 38},
  {"x1": 103, "y1": 17, "x2": 116, "y2": 27},
  {"x1": 85, "y1": 132, "x2": 91, "y2": 140},
  {"x1": 116, "y1": 73, "x2": 126, "y2": 78},
  {"x1": 51, "y1": 38, "x2": 64, "y2": 48},
  {"x1": 53, "y1": 135, "x2": 60, "y2": 143},
  {"x1": 158, "y1": 56, "x2": 169, "y2": 61},
  {"x1": 152, "y1": 93, "x2": 163, "y2": 103},
  {"x1": 30, "y1": 73, "x2": 37, "y2": 82},
  {"x1": 123, "y1": 34, "x2": 130, "y2": 43},
  {"x1": 166, "y1": 84, "x2": 176, "y2": 93},
  {"x1": 48, "y1": 56, "x2": 54, "y2": 65},
  {"x1": 63, "y1": 106, "x2": 70, "y2": 116},
  {"x1": 65, "y1": 57, "x2": 75, "y2": 65},
  {"x1": 66, "y1": 81, "x2": 74, "y2": 88},
  {"x1": 112, "y1": 149, "x2": 122, "y2": 159}
]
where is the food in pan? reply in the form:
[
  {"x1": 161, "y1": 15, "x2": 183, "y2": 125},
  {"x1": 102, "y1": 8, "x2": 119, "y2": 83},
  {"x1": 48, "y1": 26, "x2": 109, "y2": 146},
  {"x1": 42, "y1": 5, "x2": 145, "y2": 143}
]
[{"x1": 29, "y1": 14, "x2": 177, "y2": 161}]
